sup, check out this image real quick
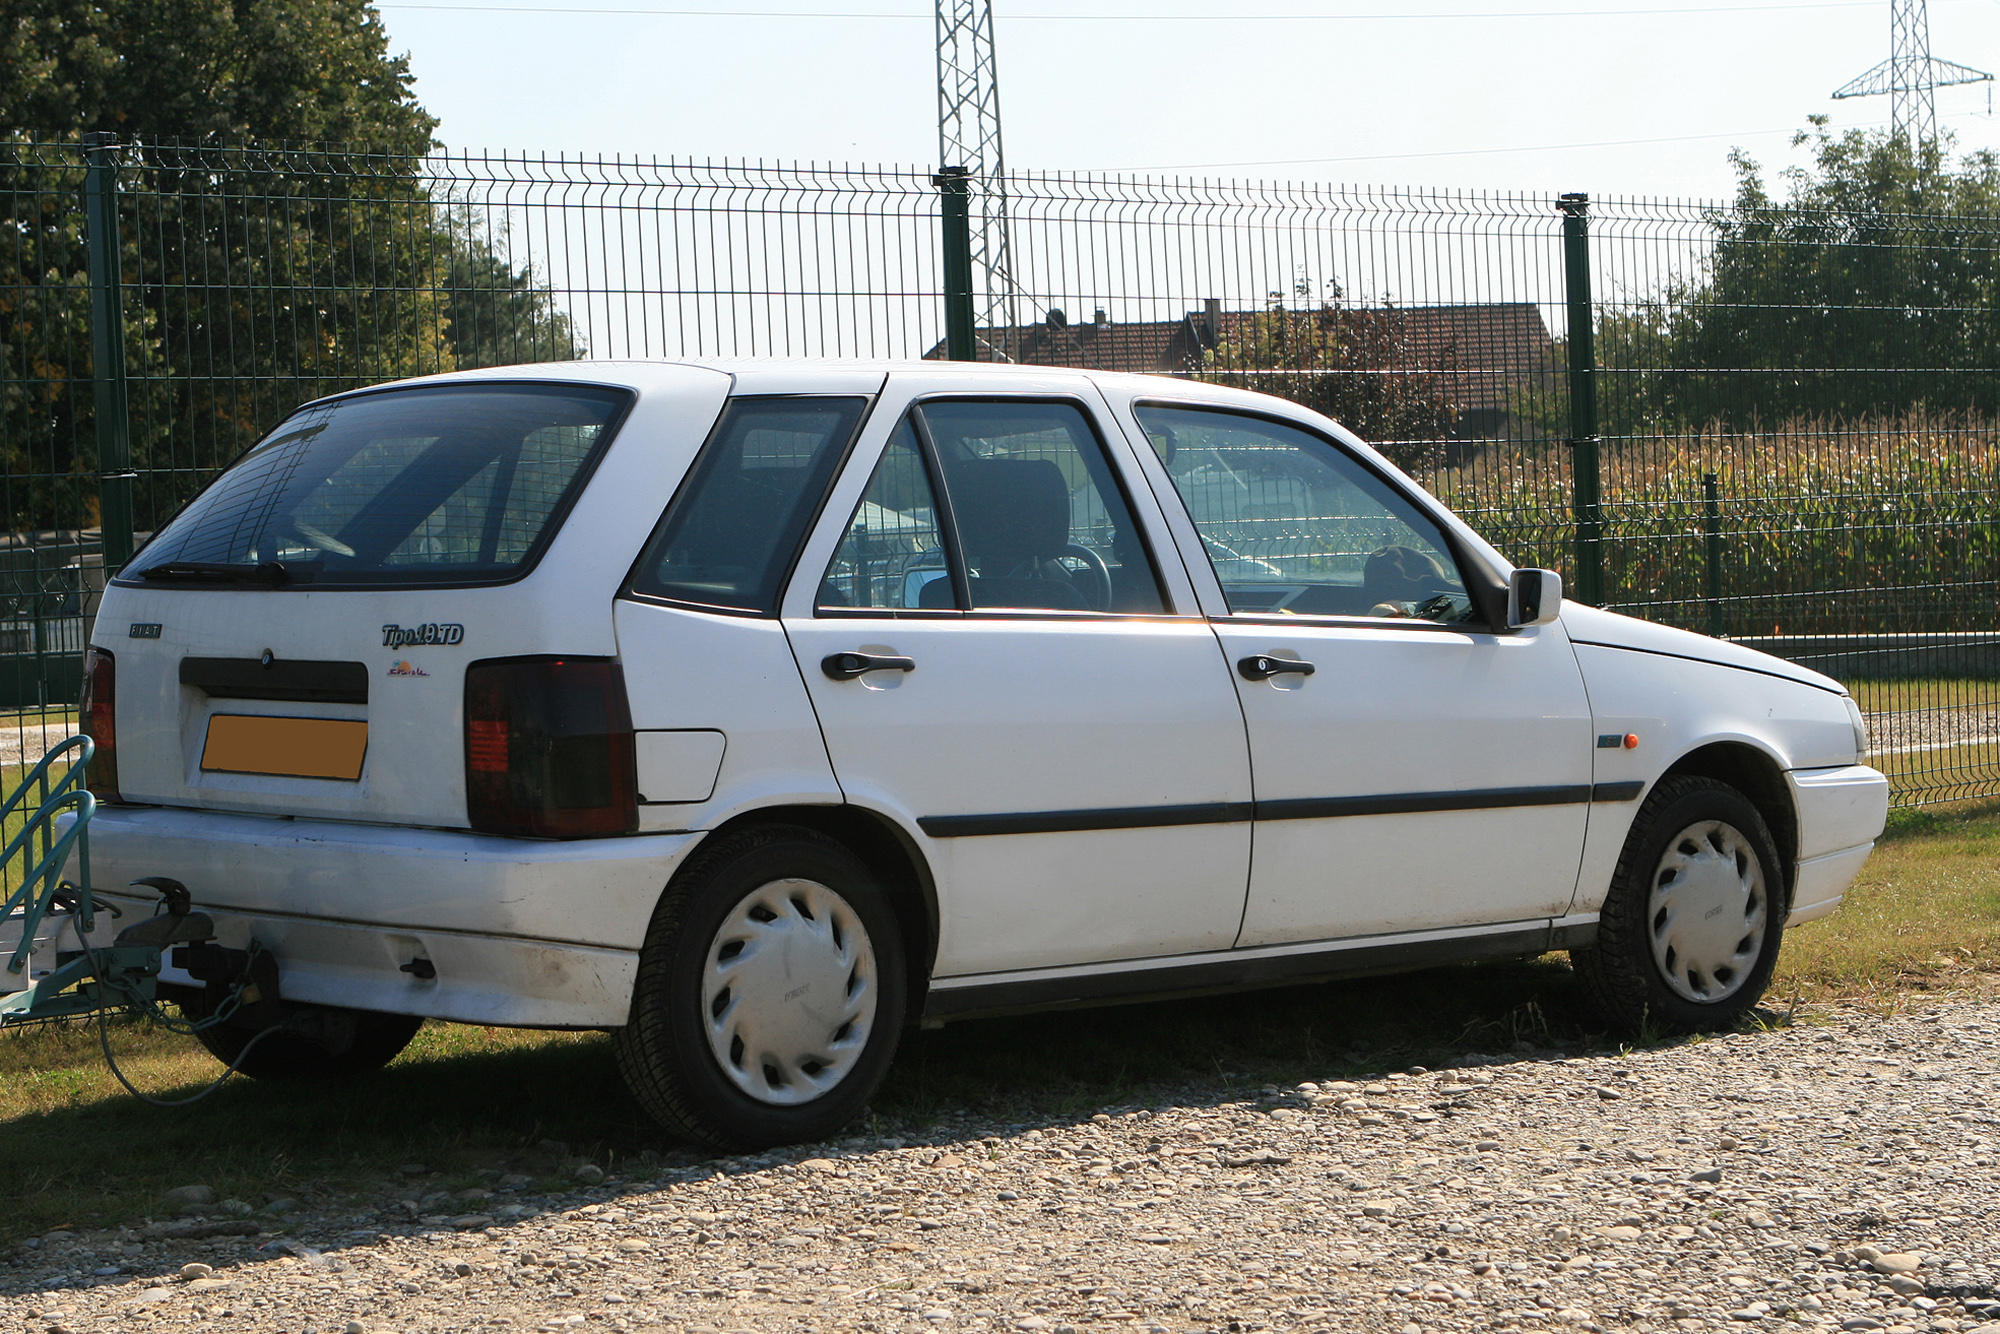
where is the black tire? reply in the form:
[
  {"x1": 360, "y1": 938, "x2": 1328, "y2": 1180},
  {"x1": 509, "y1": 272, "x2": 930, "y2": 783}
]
[
  {"x1": 614, "y1": 824, "x2": 907, "y2": 1152},
  {"x1": 186, "y1": 1002, "x2": 423, "y2": 1080},
  {"x1": 1572, "y1": 774, "x2": 1787, "y2": 1035}
]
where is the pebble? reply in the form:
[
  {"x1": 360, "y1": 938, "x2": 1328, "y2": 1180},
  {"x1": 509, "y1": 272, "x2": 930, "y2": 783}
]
[
  {"x1": 160, "y1": 1185, "x2": 213, "y2": 1210},
  {"x1": 1, "y1": 997, "x2": 1996, "y2": 1334}
]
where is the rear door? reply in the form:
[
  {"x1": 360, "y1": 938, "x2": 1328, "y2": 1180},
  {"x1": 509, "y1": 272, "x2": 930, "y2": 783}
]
[{"x1": 781, "y1": 374, "x2": 1254, "y2": 978}]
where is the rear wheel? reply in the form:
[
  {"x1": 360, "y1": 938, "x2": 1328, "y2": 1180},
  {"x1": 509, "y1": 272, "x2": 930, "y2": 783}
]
[
  {"x1": 183, "y1": 1000, "x2": 423, "y2": 1080},
  {"x1": 615, "y1": 824, "x2": 906, "y2": 1151},
  {"x1": 1572, "y1": 775, "x2": 1786, "y2": 1034}
]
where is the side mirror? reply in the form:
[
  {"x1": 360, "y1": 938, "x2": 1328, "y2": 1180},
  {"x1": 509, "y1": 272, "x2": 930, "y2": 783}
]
[{"x1": 1508, "y1": 568, "x2": 1563, "y2": 628}]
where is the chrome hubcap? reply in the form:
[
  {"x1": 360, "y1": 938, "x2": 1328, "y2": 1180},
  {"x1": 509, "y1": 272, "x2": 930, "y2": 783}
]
[
  {"x1": 701, "y1": 878, "x2": 877, "y2": 1106},
  {"x1": 1646, "y1": 819, "x2": 1768, "y2": 1004}
]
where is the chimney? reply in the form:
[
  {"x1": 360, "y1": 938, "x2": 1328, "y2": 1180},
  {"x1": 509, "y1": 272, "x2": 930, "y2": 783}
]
[{"x1": 1093, "y1": 307, "x2": 1109, "y2": 329}]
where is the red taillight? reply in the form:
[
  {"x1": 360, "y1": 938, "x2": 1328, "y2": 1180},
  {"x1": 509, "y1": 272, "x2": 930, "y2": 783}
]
[
  {"x1": 464, "y1": 657, "x2": 637, "y2": 838},
  {"x1": 79, "y1": 647, "x2": 121, "y2": 803}
]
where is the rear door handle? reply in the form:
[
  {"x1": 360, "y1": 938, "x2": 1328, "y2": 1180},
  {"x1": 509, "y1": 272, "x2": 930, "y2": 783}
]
[
  {"x1": 822, "y1": 651, "x2": 917, "y2": 681},
  {"x1": 1237, "y1": 654, "x2": 1316, "y2": 681}
]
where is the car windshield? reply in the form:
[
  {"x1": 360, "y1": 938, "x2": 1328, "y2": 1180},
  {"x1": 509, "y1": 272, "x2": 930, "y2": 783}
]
[{"x1": 123, "y1": 383, "x2": 630, "y2": 588}]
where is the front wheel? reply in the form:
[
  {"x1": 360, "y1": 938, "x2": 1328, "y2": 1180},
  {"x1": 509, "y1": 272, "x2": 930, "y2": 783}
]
[
  {"x1": 614, "y1": 825, "x2": 907, "y2": 1151},
  {"x1": 1572, "y1": 775, "x2": 1786, "y2": 1034}
]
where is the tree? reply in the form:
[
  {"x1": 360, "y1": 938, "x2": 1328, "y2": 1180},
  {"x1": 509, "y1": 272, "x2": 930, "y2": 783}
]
[
  {"x1": 437, "y1": 202, "x2": 583, "y2": 369},
  {"x1": 1648, "y1": 119, "x2": 2000, "y2": 427},
  {"x1": 0, "y1": 0, "x2": 579, "y2": 535},
  {"x1": 0, "y1": 0, "x2": 434, "y2": 150},
  {"x1": 1196, "y1": 291, "x2": 1460, "y2": 474}
]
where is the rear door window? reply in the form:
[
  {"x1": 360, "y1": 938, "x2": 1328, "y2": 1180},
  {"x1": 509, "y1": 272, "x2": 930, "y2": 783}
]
[
  {"x1": 818, "y1": 399, "x2": 1166, "y2": 615},
  {"x1": 122, "y1": 382, "x2": 631, "y2": 588}
]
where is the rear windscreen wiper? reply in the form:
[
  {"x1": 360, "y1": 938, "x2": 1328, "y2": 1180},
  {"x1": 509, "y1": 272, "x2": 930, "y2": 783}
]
[{"x1": 133, "y1": 560, "x2": 293, "y2": 587}]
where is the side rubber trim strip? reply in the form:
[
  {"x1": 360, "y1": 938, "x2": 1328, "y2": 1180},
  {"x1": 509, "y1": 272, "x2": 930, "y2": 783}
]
[
  {"x1": 917, "y1": 801, "x2": 1254, "y2": 838},
  {"x1": 919, "y1": 782, "x2": 1640, "y2": 838},
  {"x1": 1253, "y1": 785, "x2": 1588, "y2": 822}
]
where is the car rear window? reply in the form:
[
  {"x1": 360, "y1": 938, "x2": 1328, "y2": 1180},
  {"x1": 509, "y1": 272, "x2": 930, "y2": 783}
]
[
  {"x1": 121, "y1": 382, "x2": 631, "y2": 588},
  {"x1": 626, "y1": 396, "x2": 868, "y2": 614}
]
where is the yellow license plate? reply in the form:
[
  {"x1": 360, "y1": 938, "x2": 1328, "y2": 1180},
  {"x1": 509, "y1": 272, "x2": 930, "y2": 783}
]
[{"x1": 201, "y1": 715, "x2": 368, "y2": 781}]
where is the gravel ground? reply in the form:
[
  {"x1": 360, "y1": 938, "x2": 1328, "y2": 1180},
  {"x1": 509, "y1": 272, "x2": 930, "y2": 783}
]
[
  {"x1": 4, "y1": 998, "x2": 1999, "y2": 1334},
  {"x1": 1866, "y1": 707, "x2": 2000, "y2": 757}
]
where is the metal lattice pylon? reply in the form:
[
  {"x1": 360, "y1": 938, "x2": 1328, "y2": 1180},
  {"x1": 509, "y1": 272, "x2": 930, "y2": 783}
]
[
  {"x1": 936, "y1": 0, "x2": 1017, "y2": 357},
  {"x1": 1831, "y1": 0, "x2": 1991, "y2": 145}
]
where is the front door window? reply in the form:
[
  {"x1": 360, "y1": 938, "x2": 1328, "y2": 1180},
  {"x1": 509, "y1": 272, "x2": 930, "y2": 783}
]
[{"x1": 1133, "y1": 404, "x2": 1476, "y2": 623}]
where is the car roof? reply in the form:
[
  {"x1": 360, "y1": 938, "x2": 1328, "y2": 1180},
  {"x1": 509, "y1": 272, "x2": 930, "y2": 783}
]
[
  {"x1": 288, "y1": 357, "x2": 1520, "y2": 580},
  {"x1": 305, "y1": 357, "x2": 1285, "y2": 413}
]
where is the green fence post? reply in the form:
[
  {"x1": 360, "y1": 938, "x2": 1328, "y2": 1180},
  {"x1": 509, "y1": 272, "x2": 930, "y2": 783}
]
[
  {"x1": 1559, "y1": 192, "x2": 1603, "y2": 607},
  {"x1": 1703, "y1": 470, "x2": 1724, "y2": 638},
  {"x1": 933, "y1": 166, "x2": 976, "y2": 362},
  {"x1": 82, "y1": 132, "x2": 135, "y2": 574}
]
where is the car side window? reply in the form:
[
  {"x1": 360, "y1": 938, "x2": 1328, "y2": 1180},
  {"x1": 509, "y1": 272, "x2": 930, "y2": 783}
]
[
  {"x1": 921, "y1": 400, "x2": 1166, "y2": 614},
  {"x1": 1133, "y1": 404, "x2": 1477, "y2": 624},
  {"x1": 819, "y1": 419, "x2": 950, "y2": 611},
  {"x1": 820, "y1": 399, "x2": 1167, "y2": 615},
  {"x1": 630, "y1": 396, "x2": 867, "y2": 614}
]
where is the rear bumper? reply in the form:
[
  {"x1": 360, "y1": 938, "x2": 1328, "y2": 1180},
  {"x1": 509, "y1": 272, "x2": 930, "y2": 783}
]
[
  {"x1": 69, "y1": 804, "x2": 702, "y2": 1027},
  {"x1": 1784, "y1": 764, "x2": 1890, "y2": 926},
  {"x1": 145, "y1": 907, "x2": 641, "y2": 1027}
]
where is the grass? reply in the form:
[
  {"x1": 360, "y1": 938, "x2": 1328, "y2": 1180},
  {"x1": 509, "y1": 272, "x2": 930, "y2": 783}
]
[
  {"x1": 1851, "y1": 678, "x2": 2000, "y2": 717},
  {"x1": 1776, "y1": 797, "x2": 2000, "y2": 998},
  {"x1": 1, "y1": 801, "x2": 1996, "y2": 1245}
]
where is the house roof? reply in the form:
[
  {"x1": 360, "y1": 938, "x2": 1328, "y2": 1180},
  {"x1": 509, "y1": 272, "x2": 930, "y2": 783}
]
[{"x1": 927, "y1": 302, "x2": 1556, "y2": 419}]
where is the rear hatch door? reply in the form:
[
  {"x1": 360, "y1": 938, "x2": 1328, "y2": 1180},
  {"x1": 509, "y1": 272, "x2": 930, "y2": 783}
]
[{"x1": 100, "y1": 365, "x2": 731, "y2": 828}]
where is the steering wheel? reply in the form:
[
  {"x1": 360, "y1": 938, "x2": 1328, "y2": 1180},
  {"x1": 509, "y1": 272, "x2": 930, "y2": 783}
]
[
  {"x1": 1413, "y1": 592, "x2": 1462, "y2": 623},
  {"x1": 284, "y1": 518, "x2": 355, "y2": 558},
  {"x1": 1060, "y1": 544, "x2": 1113, "y2": 612}
]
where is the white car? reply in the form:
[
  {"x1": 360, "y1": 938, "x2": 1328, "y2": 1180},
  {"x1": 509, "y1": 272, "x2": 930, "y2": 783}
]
[{"x1": 74, "y1": 360, "x2": 1888, "y2": 1149}]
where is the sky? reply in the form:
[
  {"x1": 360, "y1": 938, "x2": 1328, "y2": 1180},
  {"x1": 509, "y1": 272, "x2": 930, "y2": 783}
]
[{"x1": 370, "y1": 0, "x2": 2000, "y2": 202}]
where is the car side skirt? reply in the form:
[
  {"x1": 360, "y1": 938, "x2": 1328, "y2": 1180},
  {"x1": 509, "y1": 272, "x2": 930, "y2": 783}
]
[{"x1": 920, "y1": 918, "x2": 1588, "y2": 1023}]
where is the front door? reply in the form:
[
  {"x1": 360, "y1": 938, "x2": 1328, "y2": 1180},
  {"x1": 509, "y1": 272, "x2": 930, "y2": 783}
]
[
  {"x1": 782, "y1": 382, "x2": 1253, "y2": 978},
  {"x1": 1123, "y1": 401, "x2": 1595, "y2": 946}
]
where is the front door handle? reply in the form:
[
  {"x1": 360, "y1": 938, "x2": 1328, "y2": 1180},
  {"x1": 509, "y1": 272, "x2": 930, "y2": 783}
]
[
  {"x1": 1237, "y1": 654, "x2": 1316, "y2": 681},
  {"x1": 822, "y1": 651, "x2": 917, "y2": 681}
]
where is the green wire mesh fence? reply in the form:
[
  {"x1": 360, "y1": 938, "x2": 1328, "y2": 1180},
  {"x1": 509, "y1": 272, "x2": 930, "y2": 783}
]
[{"x1": 2, "y1": 138, "x2": 1996, "y2": 811}]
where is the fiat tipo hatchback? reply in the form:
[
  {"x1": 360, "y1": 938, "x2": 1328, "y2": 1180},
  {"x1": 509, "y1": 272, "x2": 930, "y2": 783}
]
[{"x1": 75, "y1": 360, "x2": 1888, "y2": 1148}]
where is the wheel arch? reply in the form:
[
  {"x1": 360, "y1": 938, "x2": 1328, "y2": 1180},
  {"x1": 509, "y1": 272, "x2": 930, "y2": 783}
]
[
  {"x1": 1657, "y1": 740, "x2": 1798, "y2": 906},
  {"x1": 696, "y1": 804, "x2": 940, "y2": 1019}
]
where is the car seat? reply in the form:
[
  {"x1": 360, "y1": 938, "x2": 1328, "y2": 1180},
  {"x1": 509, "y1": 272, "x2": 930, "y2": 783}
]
[{"x1": 919, "y1": 457, "x2": 1086, "y2": 611}]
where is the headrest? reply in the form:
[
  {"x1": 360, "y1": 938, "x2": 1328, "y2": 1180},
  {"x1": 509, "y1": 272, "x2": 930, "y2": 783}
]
[
  {"x1": 1363, "y1": 544, "x2": 1450, "y2": 600},
  {"x1": 946, "y1": 457, "x2": 1070, "y2": 568}
]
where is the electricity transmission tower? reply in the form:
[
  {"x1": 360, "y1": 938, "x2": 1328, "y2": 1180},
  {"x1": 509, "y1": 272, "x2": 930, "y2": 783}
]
[
  {"x1": 936, "y1": 0, "x2": 1017, "y2": 356},
  {"x1": 1831, "y1": 0, "x2": 1991, "y2": 145}
]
